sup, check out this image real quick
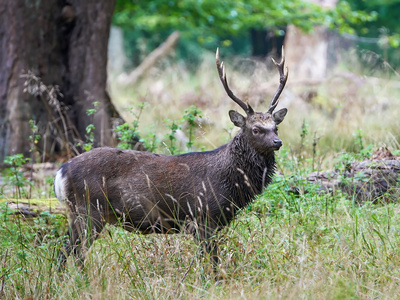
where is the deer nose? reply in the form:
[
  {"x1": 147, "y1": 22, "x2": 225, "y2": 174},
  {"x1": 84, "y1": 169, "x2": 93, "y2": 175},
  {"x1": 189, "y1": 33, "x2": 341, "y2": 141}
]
[{"x1": 273, "y1": 139, "x2": 282, "y2": 148}]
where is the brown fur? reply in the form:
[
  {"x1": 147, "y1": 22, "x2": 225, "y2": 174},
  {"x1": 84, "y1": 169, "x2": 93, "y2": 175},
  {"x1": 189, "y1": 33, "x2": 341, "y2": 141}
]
[{"x1": 55, "y1": 51, "x2": 288, "y2": 268}]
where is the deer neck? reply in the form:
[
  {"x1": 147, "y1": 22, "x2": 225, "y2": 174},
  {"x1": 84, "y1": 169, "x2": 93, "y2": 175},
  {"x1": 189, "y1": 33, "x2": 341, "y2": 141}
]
[{"x1": 223, "y1": 130, "x2": 277, "y2": 207}]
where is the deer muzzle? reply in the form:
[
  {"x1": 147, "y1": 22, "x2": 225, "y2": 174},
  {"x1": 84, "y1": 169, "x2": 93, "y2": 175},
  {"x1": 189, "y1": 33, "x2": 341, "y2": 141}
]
[{"x1": 272, "y1": 138, "x2": 283, "y2": 150}]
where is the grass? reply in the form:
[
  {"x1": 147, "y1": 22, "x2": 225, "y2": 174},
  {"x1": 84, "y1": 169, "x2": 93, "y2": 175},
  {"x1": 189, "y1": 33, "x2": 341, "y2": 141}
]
[
  {"x1": 2, "y1": 185, "x2": 400, "y2": 299},
  {"x1": 1, "y1": 49, "x2": 400, "y2": 299}
]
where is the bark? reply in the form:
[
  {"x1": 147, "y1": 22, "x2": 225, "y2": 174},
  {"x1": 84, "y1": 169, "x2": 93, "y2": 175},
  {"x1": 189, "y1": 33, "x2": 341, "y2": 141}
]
[
  {"x1": 250, "y1": 28, "x2": 285, "y2": 58},
  {"x1": 283, "y1": 0, "x2": 338, "y2": 81},
  {"x1": 0, "y1": 0, "x2": 118, "y2": 162},
  {"x1": 284, "y1": 25, "x2": 329, "y2": 81}
]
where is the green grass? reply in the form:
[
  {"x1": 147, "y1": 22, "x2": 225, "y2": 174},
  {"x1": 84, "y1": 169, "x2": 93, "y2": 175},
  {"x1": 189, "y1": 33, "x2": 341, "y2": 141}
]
[
  {"x1": 1, "y1": 174, "x2": 400, "y2": 299},
  {"x1": 1, "y1": 50, "x2": 400, "y2": 299}
]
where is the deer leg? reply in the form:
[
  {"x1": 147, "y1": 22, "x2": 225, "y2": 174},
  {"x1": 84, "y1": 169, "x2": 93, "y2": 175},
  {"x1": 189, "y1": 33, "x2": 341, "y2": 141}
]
[
  {"x1": 57, "y1": 229, "x2": 72, "y2": 270},
  {"x1": 57, "y1": 216, "x2": 83, "y2": 269},
  {"x1": 194, "y1": 222, "x2": 219, "y2": 269},
  {"x1": 58, "y1": 210, "x2": 105, "y2": 269}
]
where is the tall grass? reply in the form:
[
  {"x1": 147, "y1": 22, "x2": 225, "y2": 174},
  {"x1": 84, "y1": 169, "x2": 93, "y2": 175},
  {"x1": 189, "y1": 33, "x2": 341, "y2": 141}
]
[
  {"x1": 2, "y1": 181, "x2": 400, "y2": 299},
  {"x1": 1, "y1": 49, "x2": 400, "y2": 299}
]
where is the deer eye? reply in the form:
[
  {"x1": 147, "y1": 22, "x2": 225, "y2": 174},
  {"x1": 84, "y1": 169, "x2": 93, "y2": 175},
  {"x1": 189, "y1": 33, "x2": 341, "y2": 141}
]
[{"x1": 252, "y1": 128, "x2": 260, "y2": 135}]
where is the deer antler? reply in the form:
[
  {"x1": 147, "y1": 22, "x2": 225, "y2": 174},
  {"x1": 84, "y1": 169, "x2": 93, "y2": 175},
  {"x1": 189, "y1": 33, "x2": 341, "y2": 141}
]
[
  {"x1": 216, "y1": 48, "x2": 254, "y2": 115},
  {"x1": 267, "y1": 47, "x2": 288, "y2": 114}
]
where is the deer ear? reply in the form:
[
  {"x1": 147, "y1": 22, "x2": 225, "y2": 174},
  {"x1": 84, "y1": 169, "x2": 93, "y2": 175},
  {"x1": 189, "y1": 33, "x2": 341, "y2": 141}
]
[
  {"x1": 273, "y1": 108, "x2": 287, "y2": 125},
  {"x1": 229, "y1": 110, "x2": 246, "y2": 127}
]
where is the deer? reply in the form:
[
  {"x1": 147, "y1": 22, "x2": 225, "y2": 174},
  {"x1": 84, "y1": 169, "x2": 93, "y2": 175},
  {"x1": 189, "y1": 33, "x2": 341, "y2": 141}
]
[{"x1": 54, "y1": 48, "x2": 288, "y2": 268}]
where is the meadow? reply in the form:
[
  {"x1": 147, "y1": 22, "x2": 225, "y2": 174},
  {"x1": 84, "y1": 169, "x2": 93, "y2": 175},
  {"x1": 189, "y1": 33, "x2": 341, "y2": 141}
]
[{"x1": 1, "y1": 49, "x2": 400, "y2": 299}]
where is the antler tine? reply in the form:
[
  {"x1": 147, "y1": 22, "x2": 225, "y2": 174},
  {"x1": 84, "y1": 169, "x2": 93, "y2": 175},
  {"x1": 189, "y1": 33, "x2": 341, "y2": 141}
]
[
  {"x1": 216, "y1": 48, "x2": 252, "y2": 114},
  {"x1": 267, "y1": 47, "x2": 288, "y2": 114}
]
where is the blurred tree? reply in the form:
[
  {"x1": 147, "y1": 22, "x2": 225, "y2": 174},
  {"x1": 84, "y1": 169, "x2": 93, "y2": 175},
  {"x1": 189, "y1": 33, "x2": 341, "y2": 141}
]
[
  {"x1": 0, "y1": 0, "x2": 381, "y2": 163},
  {"x1": 0, "y1": 1, "x2": 119, "y2": 162},
  {"x1": 345, "y1": 0, "x2": 400, "y2": 68},
  {"x1": 285, "y1": 0, "x2": 339, "y2": 81},
  {"x1": 113, "y1": 0, "x2": 374, "y2": 64},
  {"x1": 250, "y1": 27, "x2": 286, "y2": 57}
]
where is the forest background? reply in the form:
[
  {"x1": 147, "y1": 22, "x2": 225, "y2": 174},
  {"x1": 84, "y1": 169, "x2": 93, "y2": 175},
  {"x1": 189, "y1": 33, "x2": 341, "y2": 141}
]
[{"x1": 1, "y1": 1, "x2": 400, "y2": 299}]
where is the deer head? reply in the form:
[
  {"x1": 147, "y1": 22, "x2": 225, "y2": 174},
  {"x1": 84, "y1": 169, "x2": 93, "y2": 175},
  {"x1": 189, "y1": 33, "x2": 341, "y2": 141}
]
[{"x1": 216, "y1": 48, "x2": 288, "y2": 154}]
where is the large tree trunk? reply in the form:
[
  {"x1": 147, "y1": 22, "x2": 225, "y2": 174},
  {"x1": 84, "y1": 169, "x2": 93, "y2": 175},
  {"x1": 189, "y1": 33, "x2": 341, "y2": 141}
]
[
  {"x1": 284, "y1": 0, "x2": 338, "y2": 81},
  {"x1": 0, "y1": 0, "x2": 118, "y2": 162},
  {"x1": 250, "y1": 28, "x2": 286, "y2": 58}
]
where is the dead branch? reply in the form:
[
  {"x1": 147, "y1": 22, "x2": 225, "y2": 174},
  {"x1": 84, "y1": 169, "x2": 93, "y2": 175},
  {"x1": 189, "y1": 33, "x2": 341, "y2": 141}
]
[{"x1": 119, "y1": 31, "x2": 180, "y2": 85}]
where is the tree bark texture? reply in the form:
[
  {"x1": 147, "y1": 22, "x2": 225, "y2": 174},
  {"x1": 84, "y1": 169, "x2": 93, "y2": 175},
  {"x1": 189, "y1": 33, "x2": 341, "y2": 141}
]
[{"x1": 0, "y1": 0, "x2": 118, "y2": 162}]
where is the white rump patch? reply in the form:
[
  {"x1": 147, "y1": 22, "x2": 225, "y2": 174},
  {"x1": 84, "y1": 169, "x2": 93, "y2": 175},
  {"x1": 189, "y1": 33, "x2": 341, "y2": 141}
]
[{"x1": 54, "y1": 169, "x2": 68, "y2": 203}]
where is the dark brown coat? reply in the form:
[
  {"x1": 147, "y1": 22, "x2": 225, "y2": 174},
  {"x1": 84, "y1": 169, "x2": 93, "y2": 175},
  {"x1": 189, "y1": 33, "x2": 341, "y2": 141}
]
[{"x1": 55, "y1": 49, "x2": 288, "y2": 267}]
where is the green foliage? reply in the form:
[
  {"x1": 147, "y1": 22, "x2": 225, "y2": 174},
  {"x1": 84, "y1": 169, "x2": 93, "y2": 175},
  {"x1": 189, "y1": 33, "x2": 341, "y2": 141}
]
[
  {"x1": 352, "y1": 129, "x2": 373, "y2": 160},
  {"x1": 334, "y1": 152, "x2": 355, "y2": 173},
  {"x1": 3, "y1": 154, "x2": 32, "y2": 199},
  {"x1": 113, "y1": 103, "x2": 145, "y2": 149},
  {"x1": 114, "y1": 123, "x2": 137, "y2": 149},
  {"x1": 111, "y1": 103, "x2": 203, "y2": 154},
  {"x1": 299, "y1": 120, "x2": 309, "y2": 159},
  {"x1": 346, "y1": 0, "x2": 400, "y2": 41},
  {"x1": 141, "y1": 125, "x2": 160, "y2": 152},
  {"x1": 84, "y1": 102, "x2": 100, "y2": 151},
  {"x1": 76, "y1": 102, "x2": 100, "y2": 152},
  {"x1": 4, "y1": 154, "x2": 30, "y2": 170},
  {"x1": 0, "y1": 203, "x2": 66, "y2": 298},
  {"x1": 114, "y1": 0, "x2": 372, "y2": 36},
  {"x1": 345, "y1": 0, "x2": 400, "y2": 67},
  {"x1": 83, "y1": 124, "x2": 95, "y2": 152},
  {"x1": 331, "y1": 130, "x2": 373, "y2": 175},
  {"x1": 164, "y1": 119, "x2": 180, "y2": 154},
  {"x1": 0, "y1": 204, "x2": 65, "y2": 248},
  {"x1": 3, "y1": 194, "x2": 400, "y2": 298},
  {"x1": 113, "y1": 0, "x2": 375, "y2": 65},
  {"x1": 161, "y1": 105, "x2": 203, "y2": 153},
  {"x1": 182, "y1": 105, "x2": 203, "y2": 150},
  {"x1": 86, "y1": 101, "x2": 99, "y2": 116},
  {"x1": 28, "y1": 120, "x2": 41, "y2": 153},
  {"x1": 331, "y1": 1, "x2": 378, "y2": 34}
]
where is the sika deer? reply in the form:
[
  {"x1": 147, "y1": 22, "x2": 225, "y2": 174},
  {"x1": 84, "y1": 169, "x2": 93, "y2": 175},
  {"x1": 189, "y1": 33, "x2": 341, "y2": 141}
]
[{"x1": 55, "y1": 49, "x2": 288, "y2": 267}]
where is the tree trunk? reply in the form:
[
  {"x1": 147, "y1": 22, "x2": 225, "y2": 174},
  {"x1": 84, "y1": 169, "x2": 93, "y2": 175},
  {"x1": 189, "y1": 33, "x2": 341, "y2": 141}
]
[
  {"x1": 284, "y1": 0, "x2": 338, "y2": 81},
  {"x1": 0, "y1": 0, "x2": 118, "y2": 163},
  {"x1": 250, "y1": 28, "x2": 285, "y2": 58}
]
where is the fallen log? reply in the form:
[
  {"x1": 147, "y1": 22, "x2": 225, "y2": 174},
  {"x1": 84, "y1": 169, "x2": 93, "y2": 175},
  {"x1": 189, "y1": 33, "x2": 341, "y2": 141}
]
[
  {"x1": 307, "y1": 147, "x2": 400, "y2": 203},
  {"x1": 4, "y1": 200, "x2": 65, "y2": 216}
]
